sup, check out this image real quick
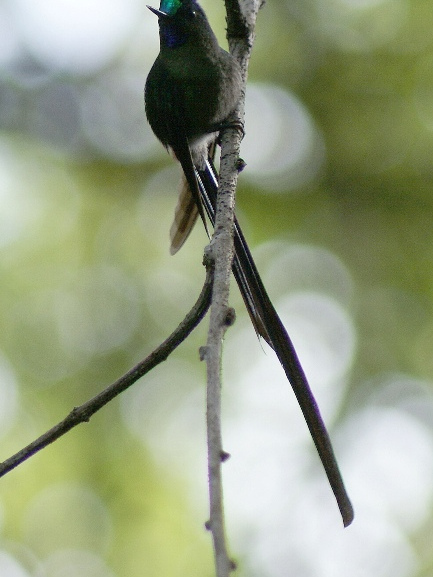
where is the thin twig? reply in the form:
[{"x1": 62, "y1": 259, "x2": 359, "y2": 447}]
[
  {"x1": 203, "y1": 1, "x2": 260, "y2": 575},
  {"x1": 204, "y1": 200, "x2": 237, "y2": 576},
  {"x1": 0, "y1": 265, "x2": 214, "y2": 479}
]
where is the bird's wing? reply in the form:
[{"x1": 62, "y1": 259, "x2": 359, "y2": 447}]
[
  {"x1": 169, "y1": 173, "x2": 199, "y2": 254},
  {"x1": 145, "y1": 59, "x2": 209, "y2": 244}
]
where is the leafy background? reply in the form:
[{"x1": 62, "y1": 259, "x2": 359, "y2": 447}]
[{"x1": 1, "y1": 0, "x2": 433, "y2": 576}]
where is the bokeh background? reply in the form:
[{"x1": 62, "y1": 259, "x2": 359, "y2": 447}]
[{"x1": 1, "y1": 0, "x2": 433, "y2": 575}]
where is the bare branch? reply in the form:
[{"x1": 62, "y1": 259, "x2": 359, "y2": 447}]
[
  {"x1": 203, "y1": 1, "x2": 260, "y2": 574},
  {"x1": 0, "y1": 264, "x2": 214, "y2": 479}
]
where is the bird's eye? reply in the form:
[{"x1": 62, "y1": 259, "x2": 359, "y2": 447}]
[{"x1": 186, "y1": 8, "x2": 196, "y2": 18}]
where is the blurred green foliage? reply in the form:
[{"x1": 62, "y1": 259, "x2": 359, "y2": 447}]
[{"x1": 1, "y1": 0, "x2": 433, "y2": 576}]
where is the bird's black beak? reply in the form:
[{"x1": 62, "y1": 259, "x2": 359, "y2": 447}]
[{"x1": 147, "y1": 5, "x2": 169, "y2": 18}]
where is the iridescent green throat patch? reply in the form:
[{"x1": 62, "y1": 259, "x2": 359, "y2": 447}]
[{"x1": 160, "y1": 0, "x2": 182, "y2": 15}]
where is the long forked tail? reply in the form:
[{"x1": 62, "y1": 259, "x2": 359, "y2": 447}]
[{"x1": 196, "y1": 159, "x2": 354, "y2": 527}]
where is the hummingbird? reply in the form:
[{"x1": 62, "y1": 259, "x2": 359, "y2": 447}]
[
  {"x1": 145, "y1": 0, "x2": 242, "y2": 251},
  {"x1": 144, "y1": 0, "x2": 353, "y2": 527}
]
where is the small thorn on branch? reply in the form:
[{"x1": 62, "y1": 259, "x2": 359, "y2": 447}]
[
  {"x1": 224, "y1": 307, "x2": 236, "y2": 327},
  {"x1": 220, "y1": 450, "x2": 231, "y2": 462},
  {"x1": 236, "y1": 158, "x2": 247, "y2": 172},
  {"x1": 199, "y1": 346, "x2": 209, "y2": 361}
]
